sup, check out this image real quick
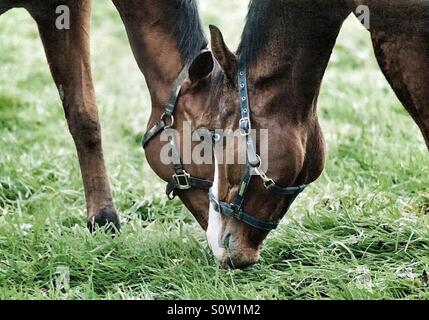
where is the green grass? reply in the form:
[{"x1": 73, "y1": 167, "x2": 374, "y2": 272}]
[{"x1": 0, "y1": 1, "x2": 428, "y2": 300}]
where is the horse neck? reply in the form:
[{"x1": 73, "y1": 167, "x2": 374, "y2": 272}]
[
  {"x1": 242, "y1": 0, "x2": 350, "y2": 122},
  {"x1": 113, "y1": 0, "x2": 206, "y2": 107}
]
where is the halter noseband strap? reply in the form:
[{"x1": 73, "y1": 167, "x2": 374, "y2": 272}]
[{"x1": 209, "y1": 57, "x2": 308, "y2": 231}]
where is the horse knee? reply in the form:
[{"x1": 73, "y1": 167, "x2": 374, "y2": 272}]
[{"x1": 66, "y1": 108, "x2": 102, "y2": 150}]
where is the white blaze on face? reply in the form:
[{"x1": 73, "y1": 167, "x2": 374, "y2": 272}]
[{"x1": 207, "y1": 154, "x2": 225, "y2": 261}]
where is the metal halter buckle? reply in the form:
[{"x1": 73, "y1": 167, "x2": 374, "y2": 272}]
[
  {"x1": 173, "y1": 171, "x2": 191, "y2": 190},
  {"x1": 255, "y1": 166, "x2": 275, "y2": 190},
  {"x1": 239, "y1": 118, "x2": 251, "y2": 136},
  {"x1": 262, "y1": 178, "x2": 275, "y2": 189},
  {"x1": 161, "y1": 112, "x2": 175, "y2": 129}
]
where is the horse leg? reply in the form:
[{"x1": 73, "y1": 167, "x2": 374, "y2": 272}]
[
  {"x1": 369, "y1": 9, "x2": 429, "y2": 149},
  {"x1": 26, "y1": 1, "x2": 120, "y2": 231}
]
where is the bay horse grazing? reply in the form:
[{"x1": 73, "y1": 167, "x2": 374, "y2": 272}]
[
  {"x1": 205, "y1": 0, "x2": 429, "y2": 268},
  {"x1": 0, "y1": 0, "x2": 120, "y2": 230},
  {"x1": 205, "y1": 1, "x2": 346, "y2": 268},
  {"x1": 125, "y1": 0, "x2": 429, "y2": 268}
]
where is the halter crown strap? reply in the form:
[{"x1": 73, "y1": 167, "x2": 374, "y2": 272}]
[
  {"x1": 237, "y1": 59, "x2": 260, "y2": 167},
  {"x1": 238, "y1": 59, "x2": 251, "y2": 134},
  {"x1": 142, "y1": 65, "x2": 189, "y2": 148}
]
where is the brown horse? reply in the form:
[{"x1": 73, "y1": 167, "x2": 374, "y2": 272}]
[
  {"x1": 113, "y1": 0, "x2": 214, "y2": 229},
  {"x1": 208, "y1": 0, "x2": 429, "y2": 268},
  {"x1": 0, "y1": 0, "x2": 121, "y2": 230},
  {"x1": 121, "y1": 0, "x2": 429, "y2": 268}
]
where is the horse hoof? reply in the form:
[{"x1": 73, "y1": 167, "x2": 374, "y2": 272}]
[{"x1": 87, "y1": 207, "x2": 121, "y2": 233}]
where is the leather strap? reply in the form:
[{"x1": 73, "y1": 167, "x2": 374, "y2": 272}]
[
  {"x1": 209, "y1": 191, "x2": 279, "y2": 231},
  {"x1": 267, "y1": 183, "x2": 307, "y2": 196},
  {"x1": 238, "y1": 59, "x2": 260, "y2": 167},
  {"x1": 142, "y1": 66, "x2": 189, "y2": 148},
  {"x1": 167, "y1": 177, "x2": 212, "y2": 199},
  {"x1": 231, "y1": 165, "x2": 253, "y2": 212},
  {"x1": 142, "y1": 119, "x2": 167, "y2": 148}
]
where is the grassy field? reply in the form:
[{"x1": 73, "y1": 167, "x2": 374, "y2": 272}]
[{"x1": 0, "y1": 1, "x2": 428, "y2": 300}]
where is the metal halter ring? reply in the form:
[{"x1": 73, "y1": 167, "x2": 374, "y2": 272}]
[
  {"x1": 254, "y1": 156, "x2": 275, "y2": 189},
  {"x1": 161, "y1": 113, "x2": 175, "y2": 129},
  {"x1": 250, "y1": 154, "x2": 262, "y2": 169}
]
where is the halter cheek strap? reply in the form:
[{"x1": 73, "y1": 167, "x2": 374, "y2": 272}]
[
  {"x1": 142, "y1": 53, "x2": 213, "y2": 199},
  {"x1": 142, "y1": 64, "x2": 189, "y2": 148},
  {"x1": 209, "y1": 57, "x2": 308, "y2": 231}
]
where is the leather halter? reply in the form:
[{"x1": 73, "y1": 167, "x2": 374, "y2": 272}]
[
  {"x1": 142, "y1": 52, "x2": 307, "y2": 230},
  {"x1": 208, "y1": 57, "x2": 308, "y2": 231},
  {"x1": 142, "y1": 53, "x2": 213, "y2": 199}
]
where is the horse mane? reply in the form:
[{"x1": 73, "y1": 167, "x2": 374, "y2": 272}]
[
  {"x1": 171, "y1": 0, "x2": 208, "y2": 63},
  {"x1": 237, "y1": 0, "x2": 277, "y2": 65},
  {"x1": 237, "y1": 0, "x2": 349, "y2": 65}
]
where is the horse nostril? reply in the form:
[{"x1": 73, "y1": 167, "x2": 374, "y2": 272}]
[
  {"x1": 223, "y1": 233, "x2": 232, "y2": 250},
  {"x1": 225, "y1": 254, "x2": 258, "y2": 269}
]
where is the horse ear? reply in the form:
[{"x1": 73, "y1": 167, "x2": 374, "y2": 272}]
[
  {"x1": 209, "y1": 25, "x2": 237, "y2": 84},
  {"x1": 188, "y1": 50, "x2": 214, "y2": 84}
]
